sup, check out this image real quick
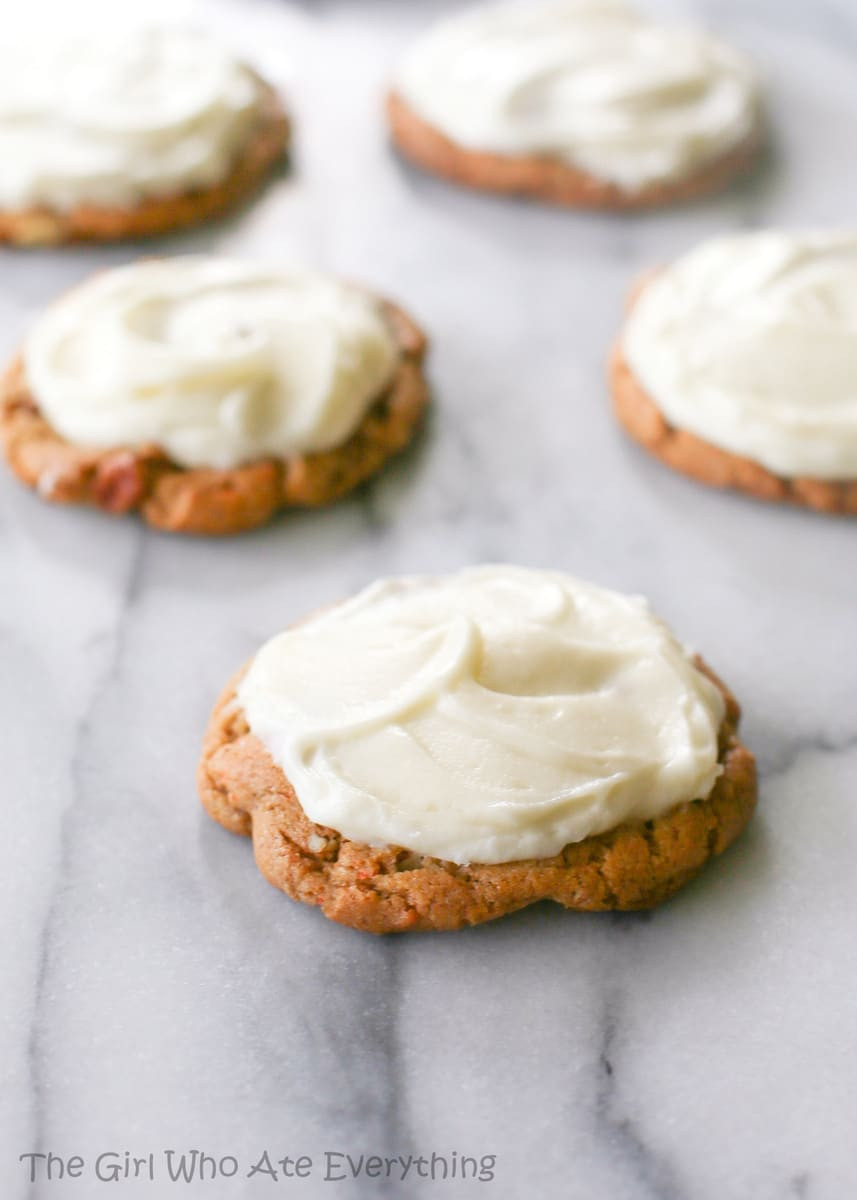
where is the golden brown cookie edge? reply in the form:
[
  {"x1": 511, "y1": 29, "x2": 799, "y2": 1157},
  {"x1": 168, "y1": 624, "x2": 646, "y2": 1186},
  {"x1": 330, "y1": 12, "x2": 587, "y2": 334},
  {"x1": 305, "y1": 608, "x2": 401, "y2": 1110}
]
[
  {"x1": 610, "y1": 316, "x2": 857, "y2": 514},
  {"x1": 386, "y1": 90, "x2": 762, "y2": 210},
  {"x1": 0, "y1": 79, "x2": 289, "y2": 246},
  {"x1": 197, "y1": 660, "x2": 757, "y2": 934},
  {"x1": 0, "y1": 300, "x2": 429, "y2": 535}
]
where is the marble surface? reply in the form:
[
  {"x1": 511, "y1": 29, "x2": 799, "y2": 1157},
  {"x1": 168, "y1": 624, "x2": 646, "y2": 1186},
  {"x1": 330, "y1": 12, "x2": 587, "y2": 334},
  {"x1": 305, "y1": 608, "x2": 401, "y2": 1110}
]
[{"x1": 2, "y1": 1, "x2": 857, "y2": 1196}]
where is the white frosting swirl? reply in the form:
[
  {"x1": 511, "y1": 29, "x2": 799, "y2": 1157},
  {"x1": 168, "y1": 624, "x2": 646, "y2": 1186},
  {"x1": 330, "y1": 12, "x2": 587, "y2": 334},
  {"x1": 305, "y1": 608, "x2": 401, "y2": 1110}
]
[
  {"x1": 0, "y1": 28, "x2": 266, "y2": 211},
  {"x1": 24, "y1": 258, "x2": 400, "y2": 469},
  {"x1": 624, "y1": 231, "x2": 857, "y2": 480},
  {"x1": 394, "y1": 0, "x2": 760, "y2": 190},
  {"x1": 238, "y1": 566, "x2": 725, "y2": 865}
]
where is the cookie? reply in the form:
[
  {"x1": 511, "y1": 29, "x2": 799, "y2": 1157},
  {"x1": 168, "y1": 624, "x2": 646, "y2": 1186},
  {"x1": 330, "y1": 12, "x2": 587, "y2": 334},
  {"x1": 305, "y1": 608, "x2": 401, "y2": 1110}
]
[
  {"x1": 612, "y1": 232, "x2": 857, "y2": 514},
  {"x1": 0, "y1": 30, "x2": 288, "y2": 245},
  {"x1": 198, "y1": 567, "x2": 757, "y2": 933},
  {"x1": 388, "y1": 1, "x2": 762, "y2": 210},
  {"x1": 0, "y1": 260, "x2": 428, "y2": 535},
  {"x1": 387, "y1": 93, "x2": 761, "y2": 212}
]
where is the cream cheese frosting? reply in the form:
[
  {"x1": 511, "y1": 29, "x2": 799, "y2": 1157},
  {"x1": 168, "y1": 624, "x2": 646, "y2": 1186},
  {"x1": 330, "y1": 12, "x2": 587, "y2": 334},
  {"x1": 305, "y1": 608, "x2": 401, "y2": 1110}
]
[
  {"x1": 393, "y1": 0, "x2": 760, "y2": 191},
  {"x1": 24, "y1": 258, "x2": 400, "y2": 469},
  {"x1": 623, "y1": 231, "x2": 857, "y2": 480},
  {"x1": 238, "y1": 566, "x2": 725, "y2": 865},
  {"x1": 0, "y1": 28, "x2": 266, "y2": 212}
]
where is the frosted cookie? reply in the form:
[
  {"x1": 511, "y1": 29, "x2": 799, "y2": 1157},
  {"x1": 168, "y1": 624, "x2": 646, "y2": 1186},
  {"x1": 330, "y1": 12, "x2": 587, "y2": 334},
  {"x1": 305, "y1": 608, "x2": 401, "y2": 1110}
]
[
  {"x1": 199, "y1": 566, "x2": 756, "y2": 933},
  {"x1": 0, "y1": 258, "x2": 428, "y2": 534},
  {"x1": 0, "y1": 29, "x2": 289, "y2": 244},
  {"x1": 612, "y1": 231, "x2": 857, "y2": 513},
  {"x1": 387, "y1": 0, "x2": 761, "y2": 209}
]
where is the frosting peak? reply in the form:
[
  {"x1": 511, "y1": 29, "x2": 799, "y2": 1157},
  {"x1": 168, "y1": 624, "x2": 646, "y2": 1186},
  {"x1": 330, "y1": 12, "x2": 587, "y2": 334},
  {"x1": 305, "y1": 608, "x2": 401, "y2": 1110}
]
[
  {"x1": 394, "y1": 0, "x2": 760, "y2": 190},
  {"x1": 623, "y1": 231, "x2": 857, "y2": 479},
  {"x1": 24, "y1": 258, "x2": 400, "y2": 469},
  {"x1": 238, "y1": 567, "x2": 725, "y2": 865},
  {"x1": 0, "y1": 28, "x2": 265, "y2": 212}
]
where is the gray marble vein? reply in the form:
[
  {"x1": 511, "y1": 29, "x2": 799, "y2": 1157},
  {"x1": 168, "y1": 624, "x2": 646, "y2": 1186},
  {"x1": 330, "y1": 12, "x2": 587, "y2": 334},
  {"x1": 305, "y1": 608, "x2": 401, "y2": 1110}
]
[{"x1": 2, "y1": 0, "x2": 857, "y2": 1198}]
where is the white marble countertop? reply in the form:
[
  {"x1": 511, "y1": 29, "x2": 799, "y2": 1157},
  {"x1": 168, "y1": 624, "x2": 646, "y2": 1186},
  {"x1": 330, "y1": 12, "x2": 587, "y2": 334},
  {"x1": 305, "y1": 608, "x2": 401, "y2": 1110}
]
[{"x1": 2, "y1": 1, "x2": 856, "y2": 1197}]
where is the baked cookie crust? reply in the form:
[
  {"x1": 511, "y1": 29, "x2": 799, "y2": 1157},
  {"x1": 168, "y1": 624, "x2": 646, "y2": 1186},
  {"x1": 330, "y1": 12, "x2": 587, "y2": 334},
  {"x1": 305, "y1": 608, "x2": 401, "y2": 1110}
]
[
  {"x1": 610, "y1": 340, "x2": 857, "y2": 515},
  {"x1": 0, "y1": 80, "x2": 289, "y2": 246},
  {"x1": 387, "y1": 90, "x2": 761, "y2": 210},
  {"x1": 198, "y1": 661, "x2": 756, "y2": 934},
  {"x1": 0, "y1": 302, "x2": 429, "y2": 535}
]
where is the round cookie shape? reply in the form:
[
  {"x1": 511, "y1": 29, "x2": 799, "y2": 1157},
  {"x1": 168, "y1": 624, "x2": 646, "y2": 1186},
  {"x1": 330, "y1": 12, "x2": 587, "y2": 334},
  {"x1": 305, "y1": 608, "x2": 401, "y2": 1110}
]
[
  {"x1": 388, "y1": 0, "x2": 761, "y2": 209},
  {"x1": 0, "y1": 258, "x2": 429, "y2": 534},
  {"x1": 613, "y1": 231, "x2": 857, "y2": 513},
  {"x1": 26, "y1": 259, "x2": 402, "y2": 469},
  {"x1": 0, "y1": 28, "x2": 289, "y2": 244},
  {"x1": 239, "y1": 567, "x2": 727, "y2": 864},
  {"x1": 198, "y1": 566, "x2": 757, "y2": 932}
]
